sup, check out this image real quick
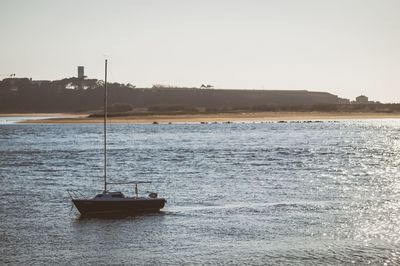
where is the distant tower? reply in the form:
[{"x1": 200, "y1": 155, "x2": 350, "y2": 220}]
[{"x1": 77, "y1": 66, "x2": 84, "y2": 79}]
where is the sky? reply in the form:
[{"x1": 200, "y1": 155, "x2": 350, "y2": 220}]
[{"x1": 0, "y1": 0, "x2": 399, "y2": 102}]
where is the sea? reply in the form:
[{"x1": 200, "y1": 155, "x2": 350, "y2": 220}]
[{"x1": 1, "y1": 118, "x2": 400, "y2": 265}]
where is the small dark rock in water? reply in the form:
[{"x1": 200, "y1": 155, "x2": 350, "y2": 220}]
[
  {"x1": 168, "y1": 122, "x2": 172, "y2": 124},
  {"x1": 200, "y1": 121, "x2": 207, "y2": 124},
  {"x1": 277, "y1": 120, "x2": 287, "y2": 123},
  {"x1": 152, "y1": 121, "x2": 159, "y2": 125},
  {"x1": 225, "y1": 121, "x2": 232, "y2": 124}
]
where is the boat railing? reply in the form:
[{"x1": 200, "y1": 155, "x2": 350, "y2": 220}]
[
  {"x1": 107, "y1": 181, "x2": 153, "y2": 198},
  {"x1": 67, "y1": 189, "x2": 91, "y2": 200},
  {"x1": 107, "y1": 181, "x2": 152, "y2": 185}
]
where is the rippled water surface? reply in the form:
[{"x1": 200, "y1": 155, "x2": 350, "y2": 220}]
[{"x1": 1, "y1": 120, "x2": 400, "y2": 265}]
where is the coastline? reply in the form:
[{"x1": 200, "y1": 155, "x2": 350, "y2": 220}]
[
  {"x1": 0, "y1": 113, "x2": 88, "y2": 124},
  {"x1": 0, "y1": 113, "x2": 85, "y2": 117},
  {"x1": 15, "y1": 112, "x2": 400, "y2": 124}
]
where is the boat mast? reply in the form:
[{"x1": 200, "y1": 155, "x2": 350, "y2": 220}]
[{"x1": 104, "y1": 59, "x2": 108, "y2": 193}]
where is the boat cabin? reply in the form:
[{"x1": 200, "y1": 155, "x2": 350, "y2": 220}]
[
  {"x1": 93, "y1": 191, "x2": 158, "y2": 200},
  {"x1": 94, "y1": 191, "x2": 125, "y2": 199}
]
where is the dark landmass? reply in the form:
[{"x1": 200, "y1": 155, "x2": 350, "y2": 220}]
[{"x1": 1, "y1": 77, "x2": 355, "y2": 114}]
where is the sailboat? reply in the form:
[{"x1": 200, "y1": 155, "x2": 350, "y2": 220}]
[{"x1": 68, "y1": 59, "x2": 166, "y2": 217}]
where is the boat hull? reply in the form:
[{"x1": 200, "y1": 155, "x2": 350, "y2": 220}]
[{"x1": 72, "y1": 198, "x2": 166, "y2": 217}]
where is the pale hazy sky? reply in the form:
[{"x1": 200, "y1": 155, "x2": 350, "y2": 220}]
[{"x1": 1, "y1": 0, "x2": 399, "y2": 102}]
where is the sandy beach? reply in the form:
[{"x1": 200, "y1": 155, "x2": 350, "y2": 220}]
[{"x1": 15, "y1": 112, "x2": 400, "y2": 124}]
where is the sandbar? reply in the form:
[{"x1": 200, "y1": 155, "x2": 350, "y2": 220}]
[{"x1": 17, "y1": 112, "x2": 400, "y2": 124}]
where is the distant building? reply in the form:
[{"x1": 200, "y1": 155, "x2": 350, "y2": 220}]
[
  {"x1": 355, "y1": 95, "x2": 368, "y2": 103},
  {"x1": 31, "y1": 80, "x2": 50, "y2": 86},
  {"x1": 352, "y1": 95, "x2": 380, "y2": 105},
  {"x1": 77, "y1": 66, "x2": 85, "y2": 79}
]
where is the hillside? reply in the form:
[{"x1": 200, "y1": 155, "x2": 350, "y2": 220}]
[{"x1": 0, "y1": 77, "x2": 349, "y2": 113}]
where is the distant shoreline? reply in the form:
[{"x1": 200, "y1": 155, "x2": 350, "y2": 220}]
[
  {"x1": 0, "y1": 113, "x2": 83, "y2": 117},
  {"x1": 12, "y1": 112, "x2": 400, "y2": 124}
]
